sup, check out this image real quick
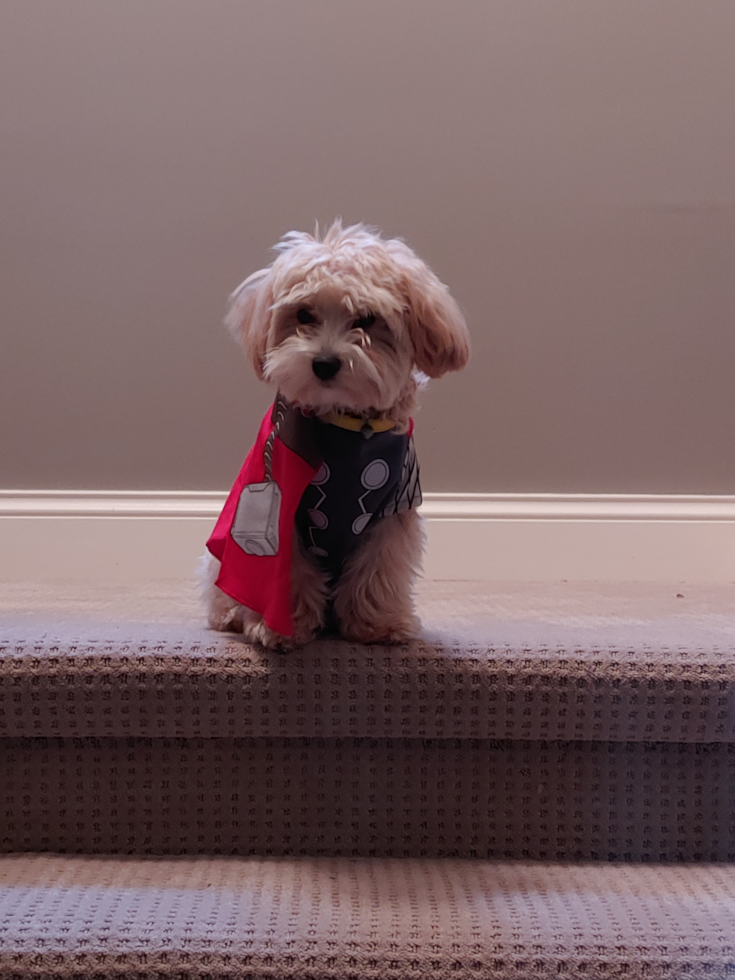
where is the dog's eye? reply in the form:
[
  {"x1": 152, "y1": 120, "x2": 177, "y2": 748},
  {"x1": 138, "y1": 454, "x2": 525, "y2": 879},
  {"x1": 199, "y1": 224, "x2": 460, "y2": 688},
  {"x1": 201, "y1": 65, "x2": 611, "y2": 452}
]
[
  {"x1": 296, "y1": 308, "x2": 316, "y2": 325},
  {"x1": 355, "y1": 314, "x2": 376, "y2": 330}
]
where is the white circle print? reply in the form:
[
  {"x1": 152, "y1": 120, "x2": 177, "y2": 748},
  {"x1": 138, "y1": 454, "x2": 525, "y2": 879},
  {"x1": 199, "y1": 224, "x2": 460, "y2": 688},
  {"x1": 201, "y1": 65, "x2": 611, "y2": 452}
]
[
  {"x1": 352, "y1": 458, "x2": 391, "y2": 535},
  {"x1": 351, "y1": 512, "x2": 372, "y2": 535},
  {"x1": 311, "y1": 462, "x2": 331, "y2": 486},
  {"x1": 307, "y1": 508, "x2": 328, "y2": 530},
  {"x1": 360, "y1": 459, "x2": 389, "y2": 490}
]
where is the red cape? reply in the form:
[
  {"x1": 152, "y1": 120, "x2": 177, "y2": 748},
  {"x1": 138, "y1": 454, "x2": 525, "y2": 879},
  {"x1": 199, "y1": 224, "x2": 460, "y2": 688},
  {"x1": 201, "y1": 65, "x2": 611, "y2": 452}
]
[{"x1": 206, "y1": 403, "x2": 319, "y2": 637}]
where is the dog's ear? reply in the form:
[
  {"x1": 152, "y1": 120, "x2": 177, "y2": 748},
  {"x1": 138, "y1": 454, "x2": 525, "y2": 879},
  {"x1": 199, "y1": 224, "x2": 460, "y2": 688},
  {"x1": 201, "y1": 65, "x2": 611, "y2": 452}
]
[
  {"x1": 224, "y1": 267, "x2": 274, "y2": 379},
  {"x1": 387, "y1": 240, "x2": 469, "y2": 378}
]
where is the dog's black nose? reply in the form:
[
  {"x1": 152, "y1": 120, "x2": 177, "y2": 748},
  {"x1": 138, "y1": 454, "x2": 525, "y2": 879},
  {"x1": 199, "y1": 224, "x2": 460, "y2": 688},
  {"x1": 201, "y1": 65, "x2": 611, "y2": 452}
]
[{"x1": 312, "y1": 356, "x2": 341, "y2": 381}]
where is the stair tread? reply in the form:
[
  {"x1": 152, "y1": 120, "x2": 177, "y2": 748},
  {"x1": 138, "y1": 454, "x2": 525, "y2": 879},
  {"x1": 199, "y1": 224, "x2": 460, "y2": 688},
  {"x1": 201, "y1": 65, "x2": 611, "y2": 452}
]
[
  {"x1": 1, "y1": 853, "x2": 733, "y2": 978},
  {"x1": 3, "y1": 579, "x2": 734, "y2": 643},
  {"x1": 2, "y1": 582, "x2": 734, "y2": 742}
]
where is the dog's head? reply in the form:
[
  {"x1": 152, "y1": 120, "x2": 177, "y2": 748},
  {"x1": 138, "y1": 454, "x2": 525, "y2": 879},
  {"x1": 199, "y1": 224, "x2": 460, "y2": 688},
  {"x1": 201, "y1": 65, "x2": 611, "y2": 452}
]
[{"x1": 225, "y1": 221, "x2": 469, "y2": 420}]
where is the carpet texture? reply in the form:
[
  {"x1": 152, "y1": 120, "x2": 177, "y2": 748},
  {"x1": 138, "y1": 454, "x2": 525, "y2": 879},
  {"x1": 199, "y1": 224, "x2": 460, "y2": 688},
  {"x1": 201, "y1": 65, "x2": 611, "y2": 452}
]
[
  {"x1": 1, "y1": 631, "x2": 733, "y2": 742},
  {"x1": 1, "y1": 854, "x2": 734, "y2": 979},
  {"x1": 1, "y1": 582, "x2": 734, "y2": 977},
  {"x1": 2, "y1": 737, "x2": 733, "y2": 861}
]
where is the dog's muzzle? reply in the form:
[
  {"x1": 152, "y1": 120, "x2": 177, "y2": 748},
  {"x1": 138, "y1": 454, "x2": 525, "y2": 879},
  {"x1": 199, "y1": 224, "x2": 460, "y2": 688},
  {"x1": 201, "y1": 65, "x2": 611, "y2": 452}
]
[{"x1": 312, "y1": 356, "x2": 341, "y2": 381}]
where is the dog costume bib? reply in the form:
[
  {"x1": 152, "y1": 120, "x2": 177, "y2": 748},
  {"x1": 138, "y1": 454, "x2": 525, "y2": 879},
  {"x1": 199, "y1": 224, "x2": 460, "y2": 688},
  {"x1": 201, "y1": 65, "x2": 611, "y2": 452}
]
[{"x1": 206, "y1": 396, "x2": 421, "y2": 636}]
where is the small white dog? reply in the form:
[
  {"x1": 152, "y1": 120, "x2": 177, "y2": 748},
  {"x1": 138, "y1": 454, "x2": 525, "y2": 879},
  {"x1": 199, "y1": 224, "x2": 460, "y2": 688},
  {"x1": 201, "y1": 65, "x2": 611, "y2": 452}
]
[{"x1": 201, "y1": 221, "x2": 468, "y2": 648}]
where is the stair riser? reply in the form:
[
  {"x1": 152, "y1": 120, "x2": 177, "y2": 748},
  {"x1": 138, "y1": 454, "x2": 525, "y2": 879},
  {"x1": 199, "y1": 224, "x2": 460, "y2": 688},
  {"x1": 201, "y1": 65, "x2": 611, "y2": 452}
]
[
  {"x1": 2, "y1": 737, "x2": 733, "y2": 861},
  {"x1": 2, "y1": 641, "x2": 732, "y2": 744}
]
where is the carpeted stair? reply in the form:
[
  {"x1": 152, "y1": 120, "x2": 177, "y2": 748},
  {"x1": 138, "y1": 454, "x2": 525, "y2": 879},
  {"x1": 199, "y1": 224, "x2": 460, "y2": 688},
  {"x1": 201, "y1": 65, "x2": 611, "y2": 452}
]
[{"x1": 1, "y1": 581, "x2": 734, "y2": 978}]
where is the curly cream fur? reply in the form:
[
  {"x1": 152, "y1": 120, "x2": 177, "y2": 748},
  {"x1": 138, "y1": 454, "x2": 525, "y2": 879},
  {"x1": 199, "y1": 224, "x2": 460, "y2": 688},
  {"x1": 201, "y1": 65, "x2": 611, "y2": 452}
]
[{"x1": 202, "y1": 221, "x2": 468, "y2": 648}]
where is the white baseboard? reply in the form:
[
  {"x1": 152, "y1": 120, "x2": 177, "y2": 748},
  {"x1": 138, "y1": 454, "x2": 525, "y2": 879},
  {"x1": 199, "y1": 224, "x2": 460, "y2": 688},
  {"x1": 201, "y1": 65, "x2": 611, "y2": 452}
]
[{"x1": 1, "y1": 490, "x2": 734, "y2": 584}]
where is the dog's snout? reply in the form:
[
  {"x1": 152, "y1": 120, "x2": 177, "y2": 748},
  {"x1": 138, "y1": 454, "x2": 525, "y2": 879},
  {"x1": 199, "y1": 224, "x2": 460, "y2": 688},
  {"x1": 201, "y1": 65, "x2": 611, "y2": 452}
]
[{"x1": 312, "y1": 356, "x2": 341, "y2": 381}]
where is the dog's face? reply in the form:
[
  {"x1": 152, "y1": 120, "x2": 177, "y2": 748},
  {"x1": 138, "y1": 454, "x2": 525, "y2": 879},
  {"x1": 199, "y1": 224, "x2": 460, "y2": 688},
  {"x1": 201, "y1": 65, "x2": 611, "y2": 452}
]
[
  {"x1": 264, "y1": 288, "x2": 415, "y2": 415},
  {"x1": 226, "y1": 222, "x2": 469, "y2": 419}
]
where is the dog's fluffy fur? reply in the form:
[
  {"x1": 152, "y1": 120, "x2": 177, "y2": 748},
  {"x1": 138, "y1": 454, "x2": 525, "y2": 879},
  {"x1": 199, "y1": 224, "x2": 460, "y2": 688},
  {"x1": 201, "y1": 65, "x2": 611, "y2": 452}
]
[{"x1": 201, "y1": 221, "x2": 469, "y2": 648}]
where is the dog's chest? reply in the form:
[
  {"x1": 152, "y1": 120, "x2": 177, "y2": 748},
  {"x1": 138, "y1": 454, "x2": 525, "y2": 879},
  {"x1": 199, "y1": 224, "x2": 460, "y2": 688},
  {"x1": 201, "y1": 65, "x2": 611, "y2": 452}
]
[{"x1": 295, "y1": 422, "x2": 421, "y2": 579}]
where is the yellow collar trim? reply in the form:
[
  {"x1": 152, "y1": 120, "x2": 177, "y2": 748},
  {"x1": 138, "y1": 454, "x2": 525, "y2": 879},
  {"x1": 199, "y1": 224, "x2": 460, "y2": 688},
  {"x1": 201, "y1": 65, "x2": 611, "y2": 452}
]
[{"x1": 321, "y1": 412, "x2": 396, "y2": 433}]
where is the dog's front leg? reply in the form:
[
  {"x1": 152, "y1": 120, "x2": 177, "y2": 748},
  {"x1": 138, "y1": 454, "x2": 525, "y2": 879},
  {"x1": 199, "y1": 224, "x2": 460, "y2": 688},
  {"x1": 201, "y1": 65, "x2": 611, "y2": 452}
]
[
  {"x1": 289, "y1": 530, "x2": 331, "y2": 645},
  {"x1": 237, "y1": 530, "x2": 329, "y2": 649},
  {"x1": 200, "y1": 552, "x2": 287, "y2": 648},
  {"x1": 199, "y1": 533, "x2": 328, "y2": 649},
  {"x1": 333, "y1": 509, "x2": 423, "y2": 644}
]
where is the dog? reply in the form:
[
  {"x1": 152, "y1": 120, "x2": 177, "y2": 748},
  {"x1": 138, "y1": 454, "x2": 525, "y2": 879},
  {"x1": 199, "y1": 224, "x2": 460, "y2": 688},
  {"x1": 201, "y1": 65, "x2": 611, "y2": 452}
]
[{"x1": 200, "y1": 221, "x2": 468, "y2": 648}]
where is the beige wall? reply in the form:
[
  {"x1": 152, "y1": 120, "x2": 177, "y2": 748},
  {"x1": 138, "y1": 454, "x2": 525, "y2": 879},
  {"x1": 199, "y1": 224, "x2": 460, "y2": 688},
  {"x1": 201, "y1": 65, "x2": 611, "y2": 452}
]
[{"x1": 1, "y1": 0, "x2": 734, "y2": 493}]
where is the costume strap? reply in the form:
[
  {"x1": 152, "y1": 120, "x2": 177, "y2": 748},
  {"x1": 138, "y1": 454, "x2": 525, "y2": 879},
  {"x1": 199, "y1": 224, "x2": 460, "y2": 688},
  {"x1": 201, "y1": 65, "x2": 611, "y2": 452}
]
[
  {"x1": 321, "y1": 411, "x2": 396, "y2": 434},
  {"x1": 263, "y1": 395, "x2": 289, "y2": 480}
]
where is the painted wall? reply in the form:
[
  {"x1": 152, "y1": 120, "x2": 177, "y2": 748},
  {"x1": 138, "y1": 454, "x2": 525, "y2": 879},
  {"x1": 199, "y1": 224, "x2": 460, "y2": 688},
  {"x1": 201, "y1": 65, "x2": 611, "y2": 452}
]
[{"x1": 2, "y1": 0, "x2": 734, "y2": 493}]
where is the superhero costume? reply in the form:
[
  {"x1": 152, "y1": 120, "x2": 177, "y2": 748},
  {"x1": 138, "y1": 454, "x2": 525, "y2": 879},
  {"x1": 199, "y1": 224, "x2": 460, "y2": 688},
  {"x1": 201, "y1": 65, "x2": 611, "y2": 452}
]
[{"x1": 206, "y1": 396, "x2": 422, "y2": 637}]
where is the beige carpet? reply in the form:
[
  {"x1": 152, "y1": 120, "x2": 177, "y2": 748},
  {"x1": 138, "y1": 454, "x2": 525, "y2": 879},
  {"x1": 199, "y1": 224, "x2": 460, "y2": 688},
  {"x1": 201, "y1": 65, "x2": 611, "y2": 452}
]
[
  {"x1": 3, "y1": 578, "x2": 734, "y2": 652},
  {"x1": 1, "y1": 580, "x2": 734, "y2": 977},
  {"x1": 1, "y1": 854, "x2": 734, "y2": 978}
]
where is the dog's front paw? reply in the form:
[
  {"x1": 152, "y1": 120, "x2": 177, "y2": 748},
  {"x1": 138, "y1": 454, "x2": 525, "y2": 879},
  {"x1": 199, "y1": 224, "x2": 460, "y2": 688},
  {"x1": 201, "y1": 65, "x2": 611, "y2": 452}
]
[
  {"x1": 241, "y1": 617, "x2": 298, "y2": 652},
  {"x1": 206, "y1": 592, "x2": 246, "y2": 633},
  {"x1": 340, "y1": 612, "x2": 420, "y2": 646},
  {"x1": 333, "y1": 510, "x2": 423, "y2": 645},
  {"x1": 290, "y1": 533, "x2": 330, "y2": 642}
]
